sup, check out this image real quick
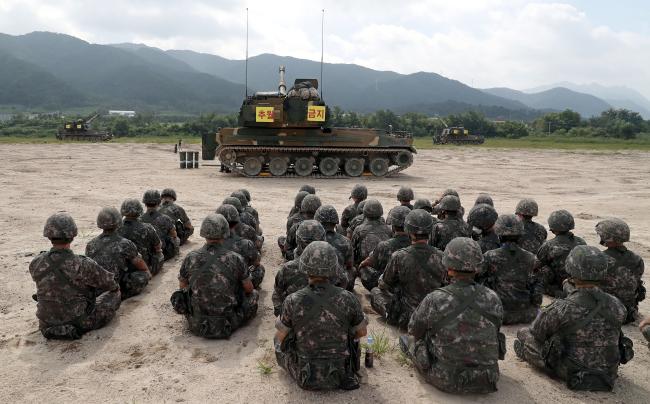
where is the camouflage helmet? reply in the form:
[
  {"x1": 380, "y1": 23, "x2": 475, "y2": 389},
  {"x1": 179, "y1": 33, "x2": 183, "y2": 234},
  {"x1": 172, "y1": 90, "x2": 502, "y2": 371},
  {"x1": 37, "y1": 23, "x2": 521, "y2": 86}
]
[
  {"x1": 43, "y1": 212, "x2": 78, "y2": 240},
  {"x1": 389, "y1": 206, "x2": 412, "y2": 228},
  {"x1": 565, "y1": 245, "x2": 610, "y2": 281},
  {"x1": 120, "y1": 198, "x2": 143, "y2": 217},
  {"x1": 223, "y1": 196, "x2": 243, "y2": 213},
  {"x1": 356, "y1": 200, "x2": 367, "y2": 214},
  {"x1": 595, "y1": 218, "x2": 630, "y2": 244},
  {"x1": 413, "y1": 198, "x2": 433, "y2": 212},
  {"x1": 299, "y1": 240, "x2": 338, "y2": 277},
  {"x1": 516, "y1": 198, "x2": 539, "y2": 217},
  {"x1": 299, "y1": 184, "x2": 316, "y2": 194},
  {"x1": 349, "y1": 184, "x2": 368, "y2": 200},
  {"x1": 494, "y1": 214, "x2": 524, "y2": 237},
  {"x1": 142, "y1": 189, "x2": 161, "y2": 205},
  {"x1": 467, "y1": 204, "x2": 498, "y2": 230},
  {"x1": 315, "y1": 205, "x2": 339, "y2": 224},
  {"x1": 96, "y1": 207, "x2": 122, "y2": 230},
  {"x1": 397, "y1": 186, "x2": 415, "y2": 202},
  {"x1": 548, "y1": 210, "x2": 575, "y2": 232},
  {"x1": 363, "y1": 199, "x2": 383, "y2": 219},
  {"x1": 438, "y1": 195, "x2": 461, "y2": 212},
  {"x1": 239, "y1": 189, "x2": 251, "y2": 202},
  {"x1": 474, "y1": 193, "x2": 494, "y2": 207},
  {"x1": 300, "y1": 194, "x2": 322, "y2": 214},
  {"x1": 294, "y1": 191, "x2": 309, "y2": 208},
  {"x1": 296, "y1": 220, "x2": 326, "y2": 246},
  {"x1": 161, "y1": 188, "x2": 177, "y2": 200},
  {"x1": 200, "y1": 213, "x2": 230, "y2": 239},
  {"x1": 216, "y1": 204, "x2": 240, "y2": 224},
  {"x1": 405, "y1": 209, "x2": 434, "y2": 235},
  {"x1": 231, "y1": 191, "x2": 248, "y2": 207},
  {"x1": 443, "y1": 237, "x2": 483, "y2": 273},
  {"x1": 441, "y1": 188, "x2": 459, "y2": 198}
]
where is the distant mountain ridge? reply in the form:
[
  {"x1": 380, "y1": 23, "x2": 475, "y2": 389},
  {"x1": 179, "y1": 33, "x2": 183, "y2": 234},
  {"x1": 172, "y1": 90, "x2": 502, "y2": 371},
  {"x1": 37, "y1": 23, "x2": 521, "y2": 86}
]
[{"x1": 0, "y1": 31, "x2": 636, "y2": 119}]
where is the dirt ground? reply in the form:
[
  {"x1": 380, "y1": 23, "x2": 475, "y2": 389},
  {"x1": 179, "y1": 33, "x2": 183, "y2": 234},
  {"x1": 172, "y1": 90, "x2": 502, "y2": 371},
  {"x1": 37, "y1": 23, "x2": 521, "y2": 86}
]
[{"x1": 1, "y1": 143, "x2": 649, "y2": 403}]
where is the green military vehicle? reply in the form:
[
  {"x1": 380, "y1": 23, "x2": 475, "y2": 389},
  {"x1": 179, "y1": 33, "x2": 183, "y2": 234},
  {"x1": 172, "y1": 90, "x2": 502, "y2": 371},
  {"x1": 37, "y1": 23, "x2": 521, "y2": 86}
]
[
  {"x1": 202, "y1": 66, "x2": 415, "y2": 177},
  {"x1": 433, "y1": 126, "x2": 484, "y2": 145},
  {"x1": 56, "y1": 113, "x2": 113, "y2": 141}
]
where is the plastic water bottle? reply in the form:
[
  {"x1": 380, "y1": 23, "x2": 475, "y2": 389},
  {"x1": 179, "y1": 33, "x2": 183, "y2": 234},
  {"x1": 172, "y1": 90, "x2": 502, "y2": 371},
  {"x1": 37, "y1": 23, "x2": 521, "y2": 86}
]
[{"x1": 365, "y1": 335, "x2": 374, "y2": 368}]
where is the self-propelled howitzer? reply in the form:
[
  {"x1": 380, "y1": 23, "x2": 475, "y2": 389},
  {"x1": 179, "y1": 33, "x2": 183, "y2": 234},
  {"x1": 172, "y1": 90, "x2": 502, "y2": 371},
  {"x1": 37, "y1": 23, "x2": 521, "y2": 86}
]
[{"x1": 202, "y1": 66, "x2": 415, "y2": 177}]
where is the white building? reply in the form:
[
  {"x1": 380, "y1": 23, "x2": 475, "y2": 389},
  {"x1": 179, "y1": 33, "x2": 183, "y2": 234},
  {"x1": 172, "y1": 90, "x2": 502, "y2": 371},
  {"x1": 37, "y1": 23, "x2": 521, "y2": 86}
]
[{"x1": 108, "y1": 110, "x2": 136, "y2": 117}]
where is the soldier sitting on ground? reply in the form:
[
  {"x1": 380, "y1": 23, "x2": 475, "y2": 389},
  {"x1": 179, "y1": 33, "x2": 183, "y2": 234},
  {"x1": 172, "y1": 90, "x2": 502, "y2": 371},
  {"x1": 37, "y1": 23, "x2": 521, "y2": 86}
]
[
  {"x1": 275, "y1": 241, "x2": 368, "y2": 391},
  {"x1": 30, "y1": 213, "x2": 121, "y2": 340},
  {"x1": 351, "y1": 199, "x2": 392, "y2": 267},
  {"x1": 141, "y1": 189, "x2": 179, "y2": 260},
  {"x1": 159, "y1": 188, "x2": 194, "y2": 245},
  {"x1": 515, "y1": 198, "x2": 547, "y2": 254},
  {"x1": 358, "y1": 206, "x2": 412, "y2": 292},
  {"x1": 401, "y1": 237, "x2": 505, "y2": 394},
  {"x1": 287, "y1": 185, "x2": 316, "y2": 218},
  {"x1": 467, "y1": 203, "x2": 500, "y2": 253},
  {"x1": 371, "y1": 209, "x2": 446, "y2": 328},
  {"x1": 272, "y1": 220, "x2": 349, "y2": 316},
  {"x1": 119, "y1": 198, "x2": 164, "y2": 276},
  {"x1": 217, "y1": 204, "x2": 265, "y2": 289},
  {"x1": 86, "y1": 207, "x2": 150, "y2": 300},
  {"x1": 432, "y1": 188, "x2": 465, "y2": 218},
  {"x1": 474, "y1": 193, "x2": 495, "y2": 207},
  {"x1": 537, "y1": 210, "x2": 586, "y2": 297},
  {"x1": 514, "y1": 245, "x2": 632, "y2": 391},
  {"x1": 341, "y1": 184, "x2": 368, "y2": 234},
  {"x1": 413, "y1": 198, "x2": 434, "y2": 214},
  {"x1": 345, "y1": 200, "x2": 368, "y2": 239},
  {"x1": 171, "y1": 213, "x2": 258, "y2": 339},
  {"x1": 430, "y1": 195, "x2": 471, "y2": 251},
  {"x1": 222, "y1": 196, "x2": 259, "y2": 248},
  {"x1": 315, "y1": 205, "x2": 355, "y2": 290},
  {"x1": 565, "y1": 218, "x2": 644, "y2": 324},
  {"x1": 283, "y1": 194, "x2": 322, "y2": 261},
  {"x1": 479, "y1": 214, "x2": 542, "y2": 324},
  {"x1": 238, "y1": 188, "x2": 261, "y2": 232},
  {"x1": 387, "y1": 186, "x2": 414, "y2": 225}
]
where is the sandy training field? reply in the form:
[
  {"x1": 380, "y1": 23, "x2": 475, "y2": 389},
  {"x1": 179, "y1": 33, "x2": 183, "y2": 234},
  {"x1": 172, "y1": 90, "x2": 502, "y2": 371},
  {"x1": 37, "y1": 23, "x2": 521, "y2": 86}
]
[{"x1": 1, "y1": 143, "x2": 649, "y2": 403}]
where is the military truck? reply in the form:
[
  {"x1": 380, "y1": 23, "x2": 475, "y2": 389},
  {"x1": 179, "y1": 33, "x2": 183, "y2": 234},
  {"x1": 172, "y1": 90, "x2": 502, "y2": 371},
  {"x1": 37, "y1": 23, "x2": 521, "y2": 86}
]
[
  {"x1": 202, "y1": 66, "x2": 415, "y2": 177},
  {"x1": 56, "y1": 113, "x2": 113, "y2": 141},
  {"x1": 433, "y1": 126, "x2": 484, "y2": 145}
]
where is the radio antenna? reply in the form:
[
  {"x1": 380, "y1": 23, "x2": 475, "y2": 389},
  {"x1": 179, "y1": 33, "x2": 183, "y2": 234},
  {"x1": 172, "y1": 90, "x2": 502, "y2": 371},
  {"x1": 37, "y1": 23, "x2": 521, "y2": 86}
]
[
  {"x1": 245, "y1": 7, "x2": 249, "y2": 99},
  {"x1": 320, "y1": 9, "x2": 324, "y2": 99}
]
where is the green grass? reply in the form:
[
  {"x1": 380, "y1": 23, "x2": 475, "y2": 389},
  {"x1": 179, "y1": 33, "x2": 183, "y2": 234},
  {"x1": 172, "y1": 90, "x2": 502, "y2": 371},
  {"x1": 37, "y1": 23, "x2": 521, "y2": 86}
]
[
  {"x1": 413, "y1": 135, "x2": 650, "y2": 151},
  {"x1": 256, "y1": 360, "x2": 273, "y2": 376},
  {"x1": 361, "y1": 329, "x2": 393, "y2": 359},
  {"x1": 395, "y1": 350, "x2": 413, "y2": 368}
]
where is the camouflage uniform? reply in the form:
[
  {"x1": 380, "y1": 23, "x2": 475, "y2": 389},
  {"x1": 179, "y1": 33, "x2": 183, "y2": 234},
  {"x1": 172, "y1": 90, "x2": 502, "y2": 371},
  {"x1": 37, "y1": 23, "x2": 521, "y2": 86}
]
[
  {"x1": 315, "y1": 205, "x2": 354, "y2": 290},
  {"x1": 119, "y1": 216, "x2": 163, "y2": 276},
  {"x1": 480, "y1": 214, "x2": 542, "y2": 324},
  {"x1": 272, "y1": 221, "x2": 348, "y2": 315},
  {"x1": 238, "y1": 189, "x2": 260, "y2": 223},
  {"x1": 386, "y1": 187, "x2": 415, "y2": 224},
  {"x1": 283, "y1": 195, "x2": 322, "y2": 261},
  {"x1": 537, "y1": 210, "x2": 586, "y2": 297},
  {"x1": 371, "y1": 210, "x2": 445, "y2": 328},
  {"x1": 176, "y1": 214, "x2": 258, "y2": 339},
  {"x1": 515, "y1": 245, "x2": 629, "y2": 391},
  {"x1": 403, "y1": 237, "x2": 504, "y2": 394},
  {"x1": 86, "y1": 211, "x2": 149, "y2": 300},
  {"x1": 217, "y1": 204, "x2": 265, "y2": 289},
  {"x1": 351, "y1": 200, "x2": 392, "y2": 266},
  {"x1": 287, "y1": 189, "x2": 311, "y2": 219},
  {"x1": 276, "y1": 241, "x2": 367, "y2": 391},
  {"x1": 515, "y1": 199, "x2": 547, "y2": 254},
  {"x1": 467, "y1": 203, "x2": 499, "y2": 253},
  {"x1": 432, "y1": 188, "x2": 465, "y2": 218},
  {"x1": 30, "y1": 213, "x2": 121, "y2": 339},
  {"x1": 160, "y1": 189, "x2": 193, "y2": 245},
  {"x1": 358, "y1": 206, "x2": 412, "y2": 291},
  {"x1": 430, "y1": 196, "x2": 471, "y2": 251},
  {"x1": 596, "y1": 219, "x2": 645, "y2": 324}
]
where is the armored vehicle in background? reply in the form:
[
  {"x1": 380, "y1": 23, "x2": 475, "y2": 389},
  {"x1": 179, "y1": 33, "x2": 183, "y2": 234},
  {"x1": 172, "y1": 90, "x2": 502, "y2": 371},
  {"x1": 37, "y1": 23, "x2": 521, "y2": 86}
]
[
  {"x1": 202, "y1": 66, "x2": 415, "y2": 177},
  {"x1": 56, "y1": 113, "x2": 113, "y2": 141},
  {"x1": 433, "y1": 126, "x2": 484, "y2": 145}
]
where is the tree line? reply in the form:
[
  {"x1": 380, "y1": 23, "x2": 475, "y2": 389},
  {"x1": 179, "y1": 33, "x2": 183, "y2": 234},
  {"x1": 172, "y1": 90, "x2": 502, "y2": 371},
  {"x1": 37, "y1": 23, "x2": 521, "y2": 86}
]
[{"x1": 1, "y1": 107, "x2": 649, "y2": 140}]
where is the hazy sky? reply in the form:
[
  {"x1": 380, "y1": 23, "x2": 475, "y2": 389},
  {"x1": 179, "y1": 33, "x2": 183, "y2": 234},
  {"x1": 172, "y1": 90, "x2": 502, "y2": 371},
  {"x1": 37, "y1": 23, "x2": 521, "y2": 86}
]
[{"x1": 2, "y1": 0, "x2": 649, "y2": 97}]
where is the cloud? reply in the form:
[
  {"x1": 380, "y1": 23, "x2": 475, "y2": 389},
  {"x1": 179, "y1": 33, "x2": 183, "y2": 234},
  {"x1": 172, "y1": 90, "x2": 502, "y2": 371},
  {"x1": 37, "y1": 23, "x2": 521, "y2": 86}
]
[{"x1": 1, "y1": 0, "x2": 649, "y2": 98}]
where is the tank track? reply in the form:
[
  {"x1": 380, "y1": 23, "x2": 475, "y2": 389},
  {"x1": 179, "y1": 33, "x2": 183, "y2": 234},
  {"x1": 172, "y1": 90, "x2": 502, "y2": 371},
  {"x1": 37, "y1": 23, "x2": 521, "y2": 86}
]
[{"x1": 218, "y1": 145, "x2": 413, "y2": 178}]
